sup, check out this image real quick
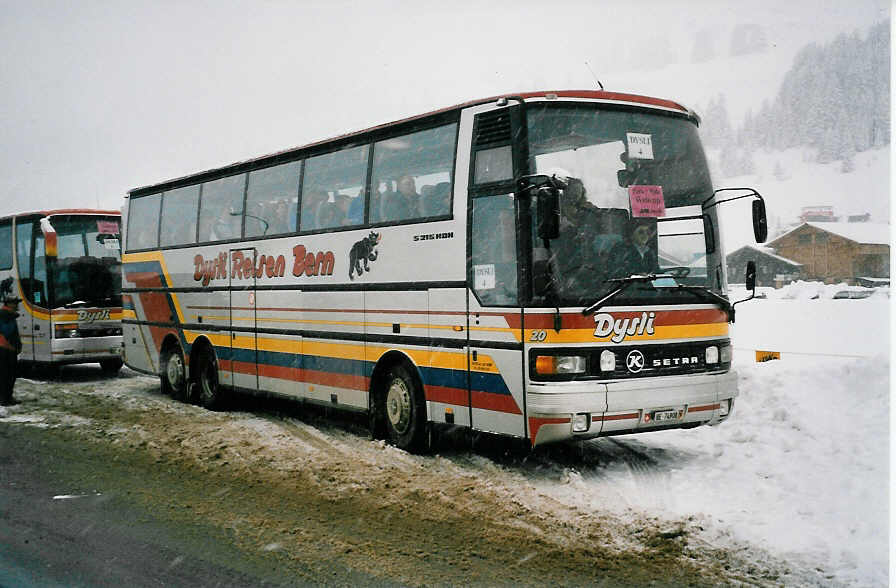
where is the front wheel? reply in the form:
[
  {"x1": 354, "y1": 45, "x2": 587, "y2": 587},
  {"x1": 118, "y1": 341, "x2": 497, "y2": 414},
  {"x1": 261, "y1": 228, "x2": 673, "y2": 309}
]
[
  {"x1": 160, "y1": 345, "x2": 189, "y2": 402},
  {"x1": 380, "y1": 364, "x2": 427, "y2": 452},
  {"x1": 196, "y1": 345, "x2": 224, "y2": 410},
  {"x1": 99, "y1": 358, "x2": 123, "y2": 375}
]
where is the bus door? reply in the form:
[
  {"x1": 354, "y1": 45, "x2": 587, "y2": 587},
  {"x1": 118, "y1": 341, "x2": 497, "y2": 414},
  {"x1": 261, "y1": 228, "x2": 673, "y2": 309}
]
[
  {"x1": 229, "y1": 247, "x2": 258, "y2": 393},
  {"x1": 468, "y1": 192, "x2": 527, "y2": 440},
  {"x1": 13, "y1": 218, "x2": 37, "y2": 362}
]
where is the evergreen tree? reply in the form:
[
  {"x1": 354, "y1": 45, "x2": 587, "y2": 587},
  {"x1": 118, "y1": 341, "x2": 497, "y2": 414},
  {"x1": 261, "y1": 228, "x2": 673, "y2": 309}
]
[{"x1": 738, "y1": 21, "x2": 889, "y2": 160}]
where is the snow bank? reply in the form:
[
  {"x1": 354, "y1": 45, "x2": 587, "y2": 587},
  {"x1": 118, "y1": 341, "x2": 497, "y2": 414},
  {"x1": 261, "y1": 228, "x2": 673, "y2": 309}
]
[{"x1": 532, "y1": 296, "x2": 889, "y2": 586}]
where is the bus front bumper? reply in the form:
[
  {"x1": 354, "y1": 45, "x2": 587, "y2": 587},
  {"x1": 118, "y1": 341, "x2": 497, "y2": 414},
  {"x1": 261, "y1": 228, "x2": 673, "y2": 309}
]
[
  {"x1": 527, "y1": 370, "x2": 738, "y2": 447},
  {"x1": 50, "y1": 336, "x2": 124, "y2": 364}
]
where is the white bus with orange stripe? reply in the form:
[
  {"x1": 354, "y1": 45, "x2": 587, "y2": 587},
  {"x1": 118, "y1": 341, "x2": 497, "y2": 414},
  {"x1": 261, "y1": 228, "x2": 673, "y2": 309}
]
[
  {"x1": 0, "y1": 210, "x2": 124, "y2": 373},
  {"x1": 122, "y1": 90, "x2": 766, "y2": 450}
]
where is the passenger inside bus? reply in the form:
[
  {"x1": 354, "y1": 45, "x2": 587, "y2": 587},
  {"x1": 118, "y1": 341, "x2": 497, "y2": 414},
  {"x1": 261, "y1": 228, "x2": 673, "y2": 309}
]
[
  {"x1": 420, "y1": 182, "x2": 450, "y2": 217},
  {"x1": 300, "y1": 189, "x2": 329, "y2": 231},
  {"x1": 346, "y1": 194, "x2": 364, "y2": 225},
  {"x1": 382, "y1": 174, "x2": 420, "y2": 222},
  {"x1": 316, "y1": 194, "x2": 351, "y2": 229},
  {"x1": 608, "y1": 217, "x2": 659, "y2": 277},
  {"x1": 547, "y1": 176, "x2": 605, "y2": 291},
  {"x1": 267, "y1": 199, "x2": 293, "y2": 234}
]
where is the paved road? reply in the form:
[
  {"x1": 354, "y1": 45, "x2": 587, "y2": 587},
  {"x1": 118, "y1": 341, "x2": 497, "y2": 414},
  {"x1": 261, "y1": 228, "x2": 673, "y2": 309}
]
[{"x1": 0, "y1": 423, "x2": 287, "y2": 587}]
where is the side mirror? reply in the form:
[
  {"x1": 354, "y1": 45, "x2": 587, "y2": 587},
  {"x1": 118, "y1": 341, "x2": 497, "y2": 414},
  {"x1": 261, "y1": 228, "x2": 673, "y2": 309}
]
[
  {"x1": 730, "y1": 260, "x2": 758, "y2": 322},
  {"x1": 752, "y1": 199, "x2": 768, "y2": 243},
  {"x1": 536, "y1": 185, "x2": 560, "y2": 240},
  {"x1": 745, "y1": 260, "x2": 756, "y2": 292},
  {"x1": 39, "y1": 217, "x2": 58, "y2": 259},
  {"x1": 702, "y1": 214, "x2": 716, "y2": 255}
]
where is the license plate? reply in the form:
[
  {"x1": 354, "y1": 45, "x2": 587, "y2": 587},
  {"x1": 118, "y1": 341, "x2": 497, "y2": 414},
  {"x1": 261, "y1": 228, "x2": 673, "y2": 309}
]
[{"x1": 652, "y1": 409, "x2": 684, "y2": 422}]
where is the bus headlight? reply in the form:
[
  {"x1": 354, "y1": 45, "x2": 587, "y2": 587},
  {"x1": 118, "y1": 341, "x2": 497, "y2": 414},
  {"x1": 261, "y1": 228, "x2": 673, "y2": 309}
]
[
  {"x1": 720, "y1": 345, "x2": 732, "y2": 363},
  {"x1": 705, "y1": 345, "x2": 719, "y2": 364},
  {"x1": 55, "y1": 325, "x2": 79, "y2": 339},
  {"x1": 534, "y1": 355, "x2": 586, "y2": 375},
  {"x1": 599, "y1": 350, "x2": 616, "y2": 372},
  {"x1": 572, "y1": 413, "x2": 590, "y2": 432}
]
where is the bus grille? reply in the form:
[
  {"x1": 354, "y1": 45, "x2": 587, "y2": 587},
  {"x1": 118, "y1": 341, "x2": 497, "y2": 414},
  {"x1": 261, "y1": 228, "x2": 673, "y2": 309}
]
[{"x1": 529, "y1": 341, "x2": 732, "y2": 381}]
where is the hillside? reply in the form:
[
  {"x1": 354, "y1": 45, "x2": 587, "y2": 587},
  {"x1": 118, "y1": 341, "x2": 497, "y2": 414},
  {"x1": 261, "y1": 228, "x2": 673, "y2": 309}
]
[{"x1": 713, "y1": 145, "x2": 889, "y2": 254}]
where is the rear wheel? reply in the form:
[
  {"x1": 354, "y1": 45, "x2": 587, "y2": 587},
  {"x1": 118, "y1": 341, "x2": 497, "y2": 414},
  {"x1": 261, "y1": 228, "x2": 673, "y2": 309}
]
[
  {"x1": 380, "y1": 364, "x2": 427, "y2": 452},
  {"x1": 160, "y1": 344, "x2": 189, "y2": 402},
  {"x1": 99, "y1": 358, "x2": 123, "y2": 374},
  {"x1": 196, "y1": 345, "x2": 224, "y2": 410}
]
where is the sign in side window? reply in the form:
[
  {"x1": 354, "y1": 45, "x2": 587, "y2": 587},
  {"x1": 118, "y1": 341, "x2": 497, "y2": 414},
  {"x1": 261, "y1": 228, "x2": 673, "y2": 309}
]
[
  {"x1": 245, "y1": 161, "x2": 301, "y2": 238},
  {"x1": 160, "y1": 185, "x2": 200, "y2": 247},
  {"x1": 300, "y1": 145, "x2": 369, "y2": 232},
  {"x1": 198, "y1": 174, "x2": 246, "y2": 242},
  {"x1": 370, "y1": 123, "x2": 457, "y2": 224},
  {"x1": 0, "y1": 221, "x2": 11, "y2": 269},
  {"x1": 471, "y1": 194, "x2": 518, "y2": 306},
  {"x1": 126, "y1": 194, "x2": 161, "y2": 251}
]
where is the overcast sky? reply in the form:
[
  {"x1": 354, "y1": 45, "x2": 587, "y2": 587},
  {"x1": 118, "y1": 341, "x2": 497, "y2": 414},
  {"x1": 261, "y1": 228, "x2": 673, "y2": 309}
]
[{"x1": 0, "y1": 0, "x2": 888, "y2": 216}]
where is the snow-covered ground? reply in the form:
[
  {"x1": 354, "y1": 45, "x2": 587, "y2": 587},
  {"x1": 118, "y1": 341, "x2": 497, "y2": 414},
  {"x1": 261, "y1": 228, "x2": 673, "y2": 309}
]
[
  {"x1": 1, "y1": 285, "x2": 888, "y2": 585},
  {"x1": 533, "y1": 290, "x2": 889, "y2": 586}
]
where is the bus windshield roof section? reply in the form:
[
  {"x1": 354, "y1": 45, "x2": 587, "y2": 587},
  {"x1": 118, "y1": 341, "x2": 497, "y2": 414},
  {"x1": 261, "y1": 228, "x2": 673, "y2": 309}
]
[
  {"x1": 48, "y1": 214, "x2": 122, "y2": 309},
  {"x1": 526, "y1": 103, "x2": 716, "y2": 307}
]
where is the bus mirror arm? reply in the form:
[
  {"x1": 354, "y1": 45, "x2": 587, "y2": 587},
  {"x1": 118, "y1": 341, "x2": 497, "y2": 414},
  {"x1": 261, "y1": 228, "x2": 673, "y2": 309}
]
[
  {"x1": 518, "y1": 175, "x2": 563, "y2": 241},
  {"x1": 730, "y1": 260, "x2": 757, "y2": 319},
  {"x1": 701, "y1": 187, "x2": 768, "y2": 244}
]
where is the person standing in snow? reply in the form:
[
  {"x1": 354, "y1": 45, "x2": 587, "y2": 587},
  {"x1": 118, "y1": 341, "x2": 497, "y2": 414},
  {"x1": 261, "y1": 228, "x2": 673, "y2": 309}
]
[{"x1": 0, "y1": 279, "x2": 22, "y2": 406}]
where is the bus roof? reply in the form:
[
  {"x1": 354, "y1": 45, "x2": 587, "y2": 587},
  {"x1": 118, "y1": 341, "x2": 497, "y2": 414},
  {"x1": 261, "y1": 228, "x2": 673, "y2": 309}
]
[
  {"x1": 129, "y1": 89, "x2": 694, "y2": 197},
  {"x1": 1, "y1": 209, "x2": 121, "y2": 222}
]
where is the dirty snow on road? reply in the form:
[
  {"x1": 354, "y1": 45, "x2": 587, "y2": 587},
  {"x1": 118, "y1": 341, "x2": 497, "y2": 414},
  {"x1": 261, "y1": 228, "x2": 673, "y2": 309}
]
[{"x1": 0, "y1": 290, "x2": 888, "y2": 586}]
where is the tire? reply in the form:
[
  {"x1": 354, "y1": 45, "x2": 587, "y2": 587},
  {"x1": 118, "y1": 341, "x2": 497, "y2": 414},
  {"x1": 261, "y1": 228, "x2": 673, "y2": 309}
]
[
  {"x1": 196, "y1": 345, "x2": 224, "y2": 410},
  {"x1": 380, "y1": 363, "x2": 427, "y2": 452},
  {"x1": 160, "y1": 344, "x2": 189, "y2": 402},
  {"x1": 99, "y1": 358, "x2": 123, "y2": 374}
]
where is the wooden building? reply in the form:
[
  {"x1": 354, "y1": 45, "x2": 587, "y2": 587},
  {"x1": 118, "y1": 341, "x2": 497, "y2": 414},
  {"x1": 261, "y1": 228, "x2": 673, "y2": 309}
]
[
  {"x1": 726, "y1": 245, "x2": 803, "y2": 287},
  {"x1": 766, "y1": 222, "x2": 890, "y2": 284}
]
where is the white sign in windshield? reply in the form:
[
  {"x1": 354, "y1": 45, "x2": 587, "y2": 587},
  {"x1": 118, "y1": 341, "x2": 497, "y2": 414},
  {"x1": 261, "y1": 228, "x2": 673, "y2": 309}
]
[{"x1": 626, "y1": 132, "x2": 654, "y2": 160}]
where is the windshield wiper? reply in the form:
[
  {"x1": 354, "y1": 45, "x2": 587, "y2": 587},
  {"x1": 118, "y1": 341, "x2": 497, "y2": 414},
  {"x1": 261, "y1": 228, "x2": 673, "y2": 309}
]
[
  {"x1": 64, "y1": 300, "x2": 91, "y2": 308},
  {"x1": 581, "y1": 275, "x2": 735, "y2": 322},
  {"x1": 581, "y1": 274, "x2": 669, "y2": 316}
]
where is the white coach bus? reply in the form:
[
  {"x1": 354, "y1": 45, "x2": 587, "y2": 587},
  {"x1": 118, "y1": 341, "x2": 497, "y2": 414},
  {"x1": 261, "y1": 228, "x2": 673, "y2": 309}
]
[
  {"x1": 0, "y1": 209, "x2": 124, "y2": 373},
  {"x1": 122, "y1": 90, "x2": 766, "y2": 451}
]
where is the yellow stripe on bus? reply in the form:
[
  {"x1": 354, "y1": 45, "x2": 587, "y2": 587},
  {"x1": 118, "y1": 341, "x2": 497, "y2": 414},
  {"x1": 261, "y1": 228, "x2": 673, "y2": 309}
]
[
  {"x1": 181, "y1": 331, "x2": 498, "y2": 374},
  {"x1": 525, "y1": 323, "x2": 729, "y2": 344}
]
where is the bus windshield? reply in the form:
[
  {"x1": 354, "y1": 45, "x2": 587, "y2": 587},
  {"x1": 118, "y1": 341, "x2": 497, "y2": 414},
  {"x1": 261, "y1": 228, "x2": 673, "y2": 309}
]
[
  {"x1": 526, "y1": 103, "x2": 716, "y2": 306},
  {"x1": 49, "y1": 215, "x2": 122, "y2": 308}
]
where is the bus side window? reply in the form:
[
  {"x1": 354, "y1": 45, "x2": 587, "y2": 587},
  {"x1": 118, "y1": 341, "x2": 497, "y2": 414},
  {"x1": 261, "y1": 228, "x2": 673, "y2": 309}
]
[
  {"x1": 198, "y1": 174, "x2": 246, "y2": 242},
  {"x1": 245, "y1": 161, "x2": 301, "y2": 237},
  {"x1": 300, "y1": 145, "x2": 368, "y2": 232},
  {"x1": 125, "y1": 193, "x2": 161, "y2": 251},
  {"x1": 0, "y1": 221, "x2": 12, "y2": 270},
  {"x1": 159, "y1": 185, "x2": 199, "y2": 247},
  {"x1": 371, "y1": 123, "x2": 457, "y2": 225}
]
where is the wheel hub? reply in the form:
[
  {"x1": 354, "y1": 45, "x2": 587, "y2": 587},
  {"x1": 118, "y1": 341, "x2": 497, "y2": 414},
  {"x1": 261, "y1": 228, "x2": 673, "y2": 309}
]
[
  {"x1": 166, "y1": 354, "x2": 184, "y2": 388},
  {"x1": 385, "y1": 378, "x2": 411, "y2": 434}
]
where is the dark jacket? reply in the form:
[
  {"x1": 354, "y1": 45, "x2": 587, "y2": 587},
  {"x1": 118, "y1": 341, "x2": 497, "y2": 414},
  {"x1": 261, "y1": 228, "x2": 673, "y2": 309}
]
[
  {"x1": 609, "y1": 241, "x2": 658, "y2": 277},
  {"x1": 0, "y1": 306, "x2": 22, "y2": 354}
]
